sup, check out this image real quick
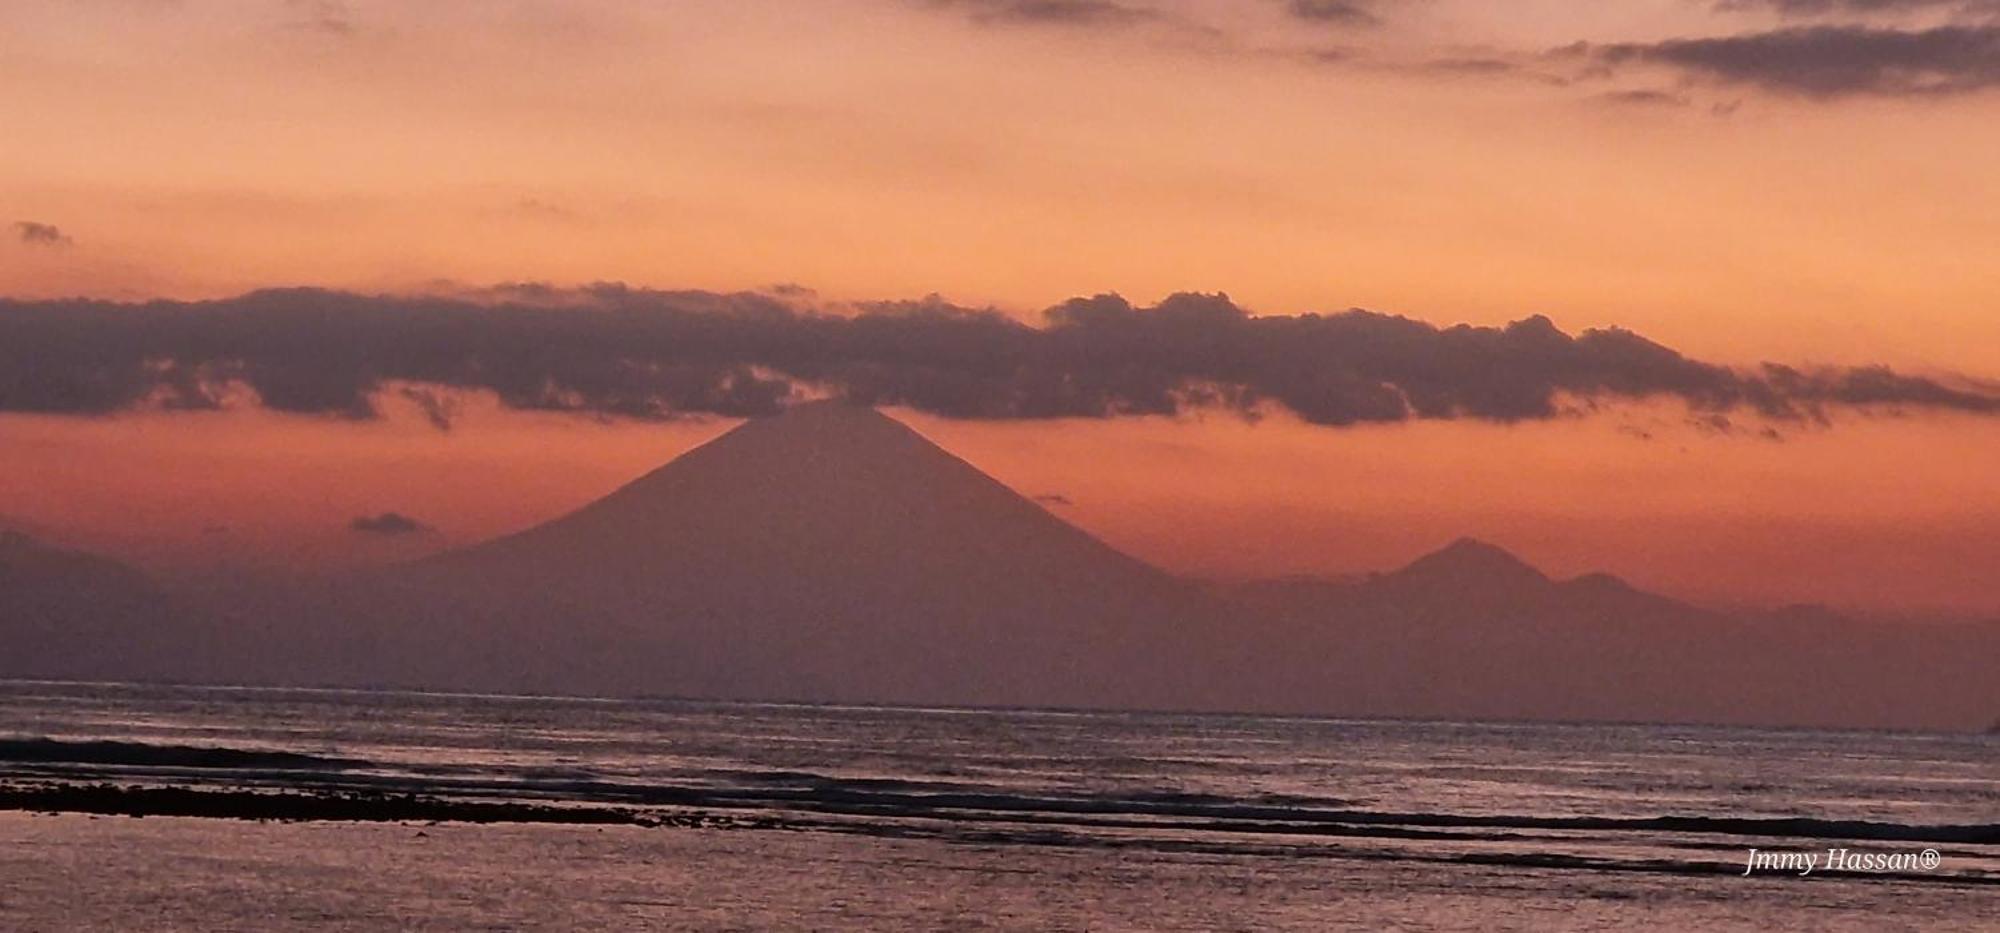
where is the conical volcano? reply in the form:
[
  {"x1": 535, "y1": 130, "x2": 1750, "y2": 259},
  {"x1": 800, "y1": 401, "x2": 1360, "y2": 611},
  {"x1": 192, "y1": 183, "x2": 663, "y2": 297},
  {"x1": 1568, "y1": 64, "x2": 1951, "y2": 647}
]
[
  {"x1": 1373, "y1": 537, "x2": 1551, "y2": 601},
  {"x1": 388, "y1": 401, "x2": 1215, "y2": 705},
  {"x1": 433, "y1": 400, "x2": 1169, "y2": 591}
]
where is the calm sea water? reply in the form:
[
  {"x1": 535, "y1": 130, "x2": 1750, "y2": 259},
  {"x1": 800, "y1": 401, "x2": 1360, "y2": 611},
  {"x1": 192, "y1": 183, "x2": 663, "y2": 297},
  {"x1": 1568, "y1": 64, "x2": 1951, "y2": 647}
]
[{"x1": 0, "y1": 680, "x2": 1993, "y2": 930}]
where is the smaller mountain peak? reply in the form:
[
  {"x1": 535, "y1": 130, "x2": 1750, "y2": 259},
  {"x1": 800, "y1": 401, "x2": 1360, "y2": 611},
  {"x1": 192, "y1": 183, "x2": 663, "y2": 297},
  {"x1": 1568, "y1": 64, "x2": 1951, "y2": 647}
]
[
  {"x1": 1391, "y1": 537, "x2": 1549, "y2": 587},
  {"x1": 1438, "y1": 536, "x2": 1510, "y2": 557},
  {"x1": 1433, "y1": 537, "x2": 1534, "y2": 567}
]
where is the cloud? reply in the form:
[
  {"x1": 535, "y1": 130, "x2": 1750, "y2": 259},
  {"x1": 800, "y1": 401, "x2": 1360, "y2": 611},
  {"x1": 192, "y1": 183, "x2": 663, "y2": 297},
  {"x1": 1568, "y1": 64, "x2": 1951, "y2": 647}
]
[
  {"x1": 14, "y1": 222, "x2": 73, "y2": 247},
  {"x1": 0, "y1": 286, "x2": 1993, "y2": 431},
  {"x1": 1713, "y1": 0, "x2": 2000, "y2": 19},
  {"x1": 920, "y1": 0, "x2": 1229, "y2": 44},
  {"x1": 1295, "y1": 52, "x2": 1575, "y2": 88},
  {"x1": 1595, "y1": 88, "x2": 1692, "y2": 107},
  {"x1": 1575, "y1": 24, "x2": 2000, "y2": 96},
  {"x1": 286, "y1": 0, "x2": 356, "y2": 37},
  {"x1": 1286, "y1": 1, "x2": 1384, "y2": 28},
  {"x1": 350, "y1": 512, "x2": 429, "y2": 535},
  {"x1": 926, "y1": 0, "x2": 1164, "y2": 28},
  {"x1": 1419, "y1": 57, "x2": 1522, "y2": 75}
]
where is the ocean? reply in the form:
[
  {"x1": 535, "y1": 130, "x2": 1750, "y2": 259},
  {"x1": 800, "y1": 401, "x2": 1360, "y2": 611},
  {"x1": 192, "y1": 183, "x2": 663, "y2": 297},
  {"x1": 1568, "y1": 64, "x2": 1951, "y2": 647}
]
[{"x1": 0, "y1": 680, "x2": 1993, "y2": 930}]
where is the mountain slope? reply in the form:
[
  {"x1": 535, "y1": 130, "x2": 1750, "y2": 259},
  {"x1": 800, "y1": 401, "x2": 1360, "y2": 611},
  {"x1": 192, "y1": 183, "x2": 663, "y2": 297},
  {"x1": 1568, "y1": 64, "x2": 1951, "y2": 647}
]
[
  {"x1": 371, "y1": 401, "x2": 1222, "y2": 705},
  {"x1": 0, "y1": 530, "x2": 206, "y2": 682}
]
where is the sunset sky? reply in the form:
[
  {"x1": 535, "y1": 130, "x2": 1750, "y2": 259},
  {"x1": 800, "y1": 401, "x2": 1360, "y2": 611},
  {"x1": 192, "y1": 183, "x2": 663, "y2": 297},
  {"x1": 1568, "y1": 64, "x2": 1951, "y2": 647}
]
[{"x1": 4, "y1": 0, "x2": 1998, "y2": 616}]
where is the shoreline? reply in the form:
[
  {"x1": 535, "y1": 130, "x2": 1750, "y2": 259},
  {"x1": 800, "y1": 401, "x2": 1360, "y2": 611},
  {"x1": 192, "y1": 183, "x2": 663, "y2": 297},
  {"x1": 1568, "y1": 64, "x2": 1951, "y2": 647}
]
[
  {"x1": 5, "y1": 782, "x2": 1994, "y2": 890},
  {"x1": 0, "y1": 782, "x2": 722, "y2": 828}
]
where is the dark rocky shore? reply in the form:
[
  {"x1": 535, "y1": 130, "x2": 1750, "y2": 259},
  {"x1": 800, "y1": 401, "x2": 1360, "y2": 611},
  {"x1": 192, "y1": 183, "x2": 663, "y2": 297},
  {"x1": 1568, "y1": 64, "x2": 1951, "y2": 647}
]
[{"x1": 0, "y1": 782, "x2": 743, "y2": 828}]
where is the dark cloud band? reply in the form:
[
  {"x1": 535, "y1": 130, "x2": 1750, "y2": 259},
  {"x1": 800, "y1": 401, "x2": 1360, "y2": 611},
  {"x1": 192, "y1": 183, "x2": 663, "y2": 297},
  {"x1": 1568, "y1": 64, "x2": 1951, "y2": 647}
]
[
  {"x1": 926, "y1": 0, "x2": 1163, "y2": 28},
  {"x1": 1579, "y1": 24, "x2": 2000, "y2": 96},
  {"x1": 1714, "y1": 0, "x2": 2000, "y2": 18},
  {"x1": 0, "y1": 286, "x2": 1992, "y2": 429},
  {"x1": 1287, "y1": 1, "x2": 1384, "y2": 28}
]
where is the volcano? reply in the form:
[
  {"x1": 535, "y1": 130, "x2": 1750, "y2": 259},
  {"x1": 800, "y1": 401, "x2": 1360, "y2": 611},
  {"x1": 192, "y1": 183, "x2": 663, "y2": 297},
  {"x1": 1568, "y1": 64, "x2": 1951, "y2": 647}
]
[{"x1": 377, "y1": 401, "x2": 1223, "y2": 706}]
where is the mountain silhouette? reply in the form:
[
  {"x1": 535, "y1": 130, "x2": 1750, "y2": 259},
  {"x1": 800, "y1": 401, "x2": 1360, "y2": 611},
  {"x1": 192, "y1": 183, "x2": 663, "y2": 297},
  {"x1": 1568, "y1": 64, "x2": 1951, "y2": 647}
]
[
  {"x1": 1356, "y1": 539, "x2": 1696, "y2": 619},
  {"x1": 0, "y1": 530, "x2": 199, "y2": 682},
  {"x1": 1386, "y1": 537, "x2": 1548, "y2": 588},
  {"x1": 1231, "y1": 538, "x2": 1999, "y2": 729},
  {"x1": 368, "y1": 401, "x2": 1220, "y2": 706},
  {"x1": 428, "y1": 400, "x2": 1171, "y2": 590}
]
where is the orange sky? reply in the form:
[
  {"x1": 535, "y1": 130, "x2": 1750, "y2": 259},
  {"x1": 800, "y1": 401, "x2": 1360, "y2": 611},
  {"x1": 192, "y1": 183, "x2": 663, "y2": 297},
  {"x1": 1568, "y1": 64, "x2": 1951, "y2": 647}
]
[{"x1": 2, "y1": 0, "x2": 1997, "y2": 615}]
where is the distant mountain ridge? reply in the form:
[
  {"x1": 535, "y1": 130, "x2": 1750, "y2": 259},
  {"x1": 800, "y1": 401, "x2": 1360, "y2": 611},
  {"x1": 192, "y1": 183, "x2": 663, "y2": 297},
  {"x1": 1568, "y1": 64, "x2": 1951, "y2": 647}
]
[
  {"x1": 0, "y1": 530, "x2": 197, "y2": 682},
  {"x1": 4, "y1": 404, "x2": 1996, "y2": 731},
  {"x1": 1227, "y1": 537, "x2": 1997, "y2": 730}
]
